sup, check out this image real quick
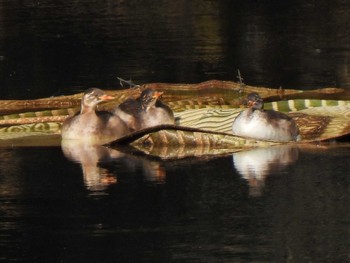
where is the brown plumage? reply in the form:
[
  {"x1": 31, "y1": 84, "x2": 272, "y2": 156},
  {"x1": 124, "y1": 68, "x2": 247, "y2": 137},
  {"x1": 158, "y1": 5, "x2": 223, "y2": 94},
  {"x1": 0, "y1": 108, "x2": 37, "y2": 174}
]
[
  {"x1": 114, "y1": 88, "x2": 175, "y2": 131},
  {"x1": 61, "y1": 88, "x2": 129, "y2": 144}
]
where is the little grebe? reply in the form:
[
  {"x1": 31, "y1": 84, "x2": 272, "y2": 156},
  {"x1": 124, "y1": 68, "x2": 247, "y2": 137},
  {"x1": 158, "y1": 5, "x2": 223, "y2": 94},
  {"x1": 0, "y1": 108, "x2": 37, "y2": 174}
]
[
  {"x1": 61, "y1": 88, "x2": 129, "y2": 144},
  {"x1": 232, "y1": 92, "x2": 300, "y2": 141},
  {"x1": 114, "y1": 88, "x2": 175, "y2": 131}
]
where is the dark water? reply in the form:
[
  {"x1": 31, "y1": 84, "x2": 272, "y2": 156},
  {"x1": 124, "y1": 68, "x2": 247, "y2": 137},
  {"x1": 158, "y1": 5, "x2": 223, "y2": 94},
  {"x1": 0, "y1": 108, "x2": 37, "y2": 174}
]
[
  {"x1": 0, "y1": 1, "x2": 350, "y2": 262},
  {"x1": 1, "y1": 0, "x2": 350, "y2": 99},
  {"x1": 0, "y1": 144, "x2": 349, "y2": 262}
]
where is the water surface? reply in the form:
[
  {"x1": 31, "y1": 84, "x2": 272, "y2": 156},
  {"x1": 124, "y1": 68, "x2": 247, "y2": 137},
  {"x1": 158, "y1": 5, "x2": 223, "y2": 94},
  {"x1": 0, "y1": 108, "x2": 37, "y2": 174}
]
[
  {"x1": 1, "y1": 0, "x2": 350, "y2": 99},
  {"x1": 0, "y1": 143, "x2": 349, "y2": 262}
]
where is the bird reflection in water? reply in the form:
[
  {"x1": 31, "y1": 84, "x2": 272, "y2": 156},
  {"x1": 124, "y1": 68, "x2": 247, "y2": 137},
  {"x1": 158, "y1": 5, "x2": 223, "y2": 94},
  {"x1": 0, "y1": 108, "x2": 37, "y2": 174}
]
[
  {"x1": 141, "y1": 160, "x2": 166, "y2": 183},
  {"x1": 61, "y1": 141, "x2": 167, "y2": 194},
  {"x1": 232, "y1": 145, "x2": 299, "y2": 197},
  {"x1": 61, "y1": 141, "x2": 123, "y2": 193}
]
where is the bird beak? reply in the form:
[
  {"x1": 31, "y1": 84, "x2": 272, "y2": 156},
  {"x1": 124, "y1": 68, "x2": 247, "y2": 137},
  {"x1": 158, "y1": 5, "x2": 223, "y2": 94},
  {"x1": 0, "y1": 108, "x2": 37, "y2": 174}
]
[
  {"x1": 99, "y1": 94, "x2": 115, "y2": 101},
  {"x1": 246, "y1": 98, "x2": 262, "y2": 107},
  {"x1": 246, "y1": 100, "x2": 254, "y2": 107},
  {"x1": 153, "y1": 91, "x2": 164, "y2": 99}
]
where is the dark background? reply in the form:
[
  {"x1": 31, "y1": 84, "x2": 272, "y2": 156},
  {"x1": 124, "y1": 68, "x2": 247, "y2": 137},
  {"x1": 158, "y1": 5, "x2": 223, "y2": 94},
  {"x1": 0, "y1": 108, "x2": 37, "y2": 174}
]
[{"x1": 1, "y1": 0, "x2": 350, "y2": 99}]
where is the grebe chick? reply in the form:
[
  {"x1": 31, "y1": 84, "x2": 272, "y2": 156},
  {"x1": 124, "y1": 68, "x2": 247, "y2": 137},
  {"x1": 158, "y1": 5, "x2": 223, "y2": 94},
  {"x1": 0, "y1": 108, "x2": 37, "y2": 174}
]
[
  {"x1": 61, "y1": 88, "x2": 129, "y2": 144},
  {"x1": 114, "y1": 88, "x2": 175, "y2": 131},
  {"x1": 232, "y1": 92, "x2": 300, "y2": 142}
]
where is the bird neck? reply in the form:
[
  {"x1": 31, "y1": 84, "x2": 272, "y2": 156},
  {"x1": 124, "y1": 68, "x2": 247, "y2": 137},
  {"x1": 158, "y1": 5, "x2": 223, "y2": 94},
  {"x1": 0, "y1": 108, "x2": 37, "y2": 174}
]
[
  {"x1": 141, "y1": 102, "x2": 153, "y2": 112},
  {"x1": 80, "y1": 103, "x2": 96, "y2": 114}
]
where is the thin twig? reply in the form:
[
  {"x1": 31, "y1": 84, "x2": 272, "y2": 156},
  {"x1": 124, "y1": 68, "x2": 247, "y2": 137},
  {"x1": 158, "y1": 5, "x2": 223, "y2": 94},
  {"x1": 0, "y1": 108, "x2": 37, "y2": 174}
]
[
  {"x1": 117, "y1": 77, "x2": 141, "y2": 88},
  {"x1": 236, "y1": 69, "x2": 245, "y2": 93}
]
